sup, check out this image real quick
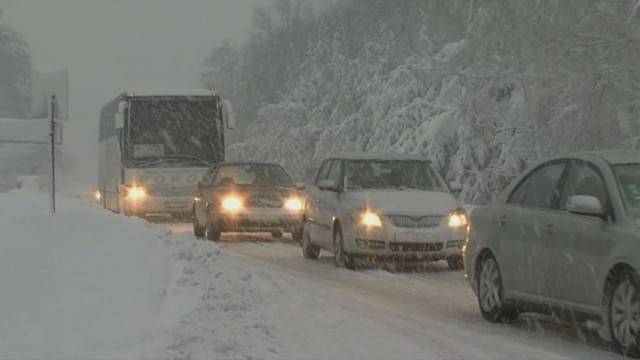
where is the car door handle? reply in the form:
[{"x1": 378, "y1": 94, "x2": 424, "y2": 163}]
[
  {"x1": 498, "y1": 215, "x2": 507, "y2": 227},
  {"x1": 542, "y1": 223, "x2": 554, "y2": 235}
]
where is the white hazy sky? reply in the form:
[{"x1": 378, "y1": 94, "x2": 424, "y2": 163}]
[{"x1": 0, "y1": 0, "x2": 266, "y2": 191}]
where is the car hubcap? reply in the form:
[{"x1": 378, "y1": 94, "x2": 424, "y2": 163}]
[
  {"x1": 479, "y1": 258, "x2": 502, "y2": 312},
  {"x1": 611, "y1": 279, "x2": 640, "y2": 348}
]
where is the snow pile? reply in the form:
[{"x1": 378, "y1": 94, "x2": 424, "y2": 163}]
[
  {"x1": 0, "y1": 188, "x2": 169, "y2": 359},
  {"x1": 0, "y1": 186, "x2": 431, "y2": 359}
]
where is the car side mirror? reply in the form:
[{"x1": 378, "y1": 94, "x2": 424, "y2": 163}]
[
  {"x1": 318, "y1": 179, "x2": 337, "y2": 191},
  {"x1": 295, "y1": 182, "x2": 306, "y2": 190},
  {"x1": 566, "y1": 195, "x2": 605, "y2": 218},
  {"x1": 449, "y1": 181, "x2": 462, "y2": 193}
]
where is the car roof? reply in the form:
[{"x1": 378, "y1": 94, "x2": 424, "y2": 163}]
[
  {"x1": 545, "y1": 150, "x2": 640, "y2": 165},
  {"x1": 218, "y1": 161, "x2": 282, "y2": 166},
  {"x1": 323, "y1": 152, "x2": 431, "y2": 161}
]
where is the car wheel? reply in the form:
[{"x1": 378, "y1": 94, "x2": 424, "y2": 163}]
[
  {"x1": 301, "y1": 225, "x2": 320, "y2": 260},
  {"x1": 477, "y1": 254, "x2": 518, "y2": 323},
  {"x1": 333, "y1": 225, "x2": 355, "y2": 270},
  {"x1": 609, "y1": 270, "x2": 640, "y2": 357},
  {"x1": 193, "y1": 208, "x2": 205, "y2": 238},
  {"x1": 271, "y1": 231, "x2": 283, "y2": 239},
  {"x1": 447, "y1": 255, "x2": 464, "y2": 270},
  {"x1": 205, "y1": 215, "x2": 221, "y2": 242}
]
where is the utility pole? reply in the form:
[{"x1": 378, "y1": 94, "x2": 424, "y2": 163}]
[{"x1": 50, "y1": 95, "x2": 56, "y2": 213}]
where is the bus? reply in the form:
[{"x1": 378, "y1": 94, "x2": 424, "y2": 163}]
[{"x1": 98, "y1": 89, "x2": 234, "y2": 219}]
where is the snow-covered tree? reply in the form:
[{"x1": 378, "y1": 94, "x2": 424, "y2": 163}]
[{"x1": 0, "y1": 10, "x2": 31, "y2": 118}]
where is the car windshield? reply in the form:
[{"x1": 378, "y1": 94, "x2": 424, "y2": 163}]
[
  {"x1": 344, "y1": 159, "x2": 448, "y2": 192},
  {"x1": 214, "y1": 164, "x2": 294, "y2": 188},
  {"x1": 613, "y1": 163, "x2": 640, "y2": 217}
]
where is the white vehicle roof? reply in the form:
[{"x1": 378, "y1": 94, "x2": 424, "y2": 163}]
[
  {"x1": 123, "y1": 89, "x2": 219, "y2": 97},
  {"x1": 546, "y1": 150, "x2": 640, "y2": 165}
]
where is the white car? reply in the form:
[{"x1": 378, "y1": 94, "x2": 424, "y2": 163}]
[{"x1": 301, "y1": 153, "x2": 468, "y2": 270}]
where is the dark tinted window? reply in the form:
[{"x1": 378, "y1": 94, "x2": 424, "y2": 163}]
[
  {"x1": 508, "y1": 162, "x2": 566, "y2": 209},
  {"x1": 613, "y1": 163, "x2": 640, "y2": 215}
]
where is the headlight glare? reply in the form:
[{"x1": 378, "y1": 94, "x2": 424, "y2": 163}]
[
  {"x1": 221, "y1": 196, "x2": 243, "y2": 211},
  {"x1": 126, "y1": 186, "x2": 146, "y2": 201},
  {"x1": 448, "y1": 210, "x2": 468, "y2": 228},
  {"x1": 284, "y1": 198, "x2": 303, "y2": 211},
  {"x1": 362, "y1": 212, "x2": 382, "y2": 227}
]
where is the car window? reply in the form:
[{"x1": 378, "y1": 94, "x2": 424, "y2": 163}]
[
  {"x1": 613, "y1": 163, "x2": 640, "y2": 216},
  {"x1": 200, "y1": 167, "x2": 216, "y2": 186},
  {"x1": 315, "y1": 160, "x2": 332, "y2": 185},
  {"x1": 213, "y1": 164, "x2": 294, "y2": 187},
  {"x1": 559, "y1": 161, "x2": 609, "y2": 211},
  {"x1": 343, "y1": 159, "x2": 448, "y2": 191},
  {"x1": 327, "y1": 160, "x2": 342, "y2": 188},
  {"x1": 508, "y1": 162, "x2": 567, "y2": 209}
]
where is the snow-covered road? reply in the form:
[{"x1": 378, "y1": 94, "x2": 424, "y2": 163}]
[{"x1": 166, "y1": 223, "x2": 623, "y2": 360}]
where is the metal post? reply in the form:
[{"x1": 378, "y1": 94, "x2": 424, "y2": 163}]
[{"x1": 50, "y1": 95, "x2": 56, "y2": 213}]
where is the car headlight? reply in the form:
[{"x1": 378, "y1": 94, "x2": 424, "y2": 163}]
[
  {"x1": 221, "y1": 196, "x2": 243, "y2": 211},
  {"x1": 447, "y1": 209, "x2": 468, "y2": 228},
  {"x1": 284, "y1": 198, "x2": 303, "y2": 211},
  {"x1": 93, "y1": 190, "x2": 101, "y2": 202},
  {"x1": 351, "y1": 208, "x2": 382, "y2": 227},
  {"x1": 126, "y1": 186, "x2": 147, "y2": 201}
]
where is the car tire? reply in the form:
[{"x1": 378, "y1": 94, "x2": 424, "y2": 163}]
[
  {"x1": 333, "y1": 225, "x2": 355, "y2": 270},
  {"x1": 447, "y1": 255, "x2": 464, "y2": 270},
  {"x1": 477, "y1": 254, "x2": 518, "y2": 323},
  {"x1": 271, "y1": 231, "x2": 283, "y2": 239},
  {"x1": 608, "y1": 270, "x2": 640, "y2": 357},
  {"x1": 301, "y1": 224, "x2": 320, "y2": 260},
  {"x1": 206, "y1": 216, "x2": 221, "y2": 242},
  {"x1": 193, "y1": 209, "x2": 205, "y2": 238}
]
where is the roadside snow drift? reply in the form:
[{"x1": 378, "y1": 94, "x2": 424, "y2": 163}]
[{"x1": 0, "y1": 187, "x2": 432, "y2": 359}]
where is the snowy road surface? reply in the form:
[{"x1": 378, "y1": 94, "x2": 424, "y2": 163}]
[
  {"x1": 166, "y1": 223, "x2": 624, "y2": 360},
  {"x1": 0, "y1": 187, "x2": 627, "y2": 359}
]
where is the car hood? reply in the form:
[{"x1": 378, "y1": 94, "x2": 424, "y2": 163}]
[{"x1": 343, "y1": 189, "x2": 461, "y2": 216}]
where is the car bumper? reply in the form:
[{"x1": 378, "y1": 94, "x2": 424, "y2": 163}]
[
  {"x1": 343, "y1": 225, "x2": 466, "y2": 260},
  {"x1": 215, "y1": 209, "x2": 303, "y2": 233},
  {"x1": 124, "y1": 196, "x2": 193, "y2": 216}
]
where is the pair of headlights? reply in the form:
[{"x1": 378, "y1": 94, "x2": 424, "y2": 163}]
[
  {"x1": 220, "y1": 195, "x2": 303, "y2": 212},
  {"x1": 351, "y1": 208, "x2": 468, "y2": 228}
]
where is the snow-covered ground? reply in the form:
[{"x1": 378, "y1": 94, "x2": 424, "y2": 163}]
[{"x1": 0, "y1": 184, "x2": 624, "y2": 359}]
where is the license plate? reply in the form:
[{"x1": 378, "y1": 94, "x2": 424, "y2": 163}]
[
  {"x1": 399, "y1": 231, "x2": 436, "y2": 243},
  {"x1": 165, "y1": 201, "x2": 188, "y2": 209}
]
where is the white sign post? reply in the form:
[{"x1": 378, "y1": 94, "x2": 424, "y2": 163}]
[{"x1": 31, "y1": 68, "x2": 69, "y2": 213}]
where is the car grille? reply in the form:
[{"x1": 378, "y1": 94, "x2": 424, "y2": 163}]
[
  {"x1": 388, "y1": 242, "x2": 443, "y2": 252},
  {"x1": 246, "y1": 195, "x2": 283, "y2": 208},
  {"x1": 147, "y1": 185, "x2": 195, "y2": 196},
  {"x1": 386, "y1": 215, "x2": 442, "y2": 229}
]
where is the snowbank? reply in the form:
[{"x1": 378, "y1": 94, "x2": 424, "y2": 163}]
[{"x1": 0, "y1": 186, "x2": 431, "y2": 359}]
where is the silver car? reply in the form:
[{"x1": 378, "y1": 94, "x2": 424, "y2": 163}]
[
  {"x1": 463, "y1": 150, "x2": 640, "y2": 356},
  {"x1": 302, "y1": 153, "x2": 468, "y2": 270}
]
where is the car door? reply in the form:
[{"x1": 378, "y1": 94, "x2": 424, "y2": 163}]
[
  {"x1": 305, "y1": 160, "x2": 333, "y2": 247},
  {"x1": 549, "y1": 160, "x2": 615, "y2": 308},
  {"x1": 498, "y1": 161, "x2": 568, "y2": 299},
  {"x1": 318, "y1": 159, "x2": 344, "y2": 250},
  {"x1": 194, "y1": 166, "x2": 217, "y2": 225}
]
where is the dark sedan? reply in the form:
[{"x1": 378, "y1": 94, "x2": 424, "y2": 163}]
[{"x1": 192, "y1": 162, "x2": 304, "y2": 242}]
